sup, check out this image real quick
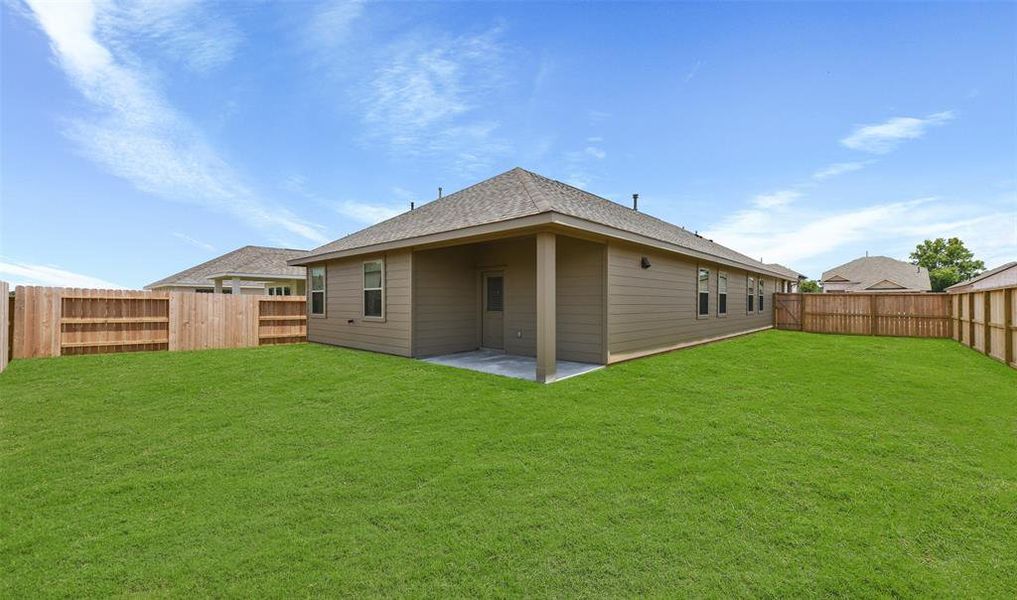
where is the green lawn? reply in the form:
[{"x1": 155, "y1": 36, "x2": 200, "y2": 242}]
[{"x1": 2, "y1": 331, "x2": 1015, "y2": 597}]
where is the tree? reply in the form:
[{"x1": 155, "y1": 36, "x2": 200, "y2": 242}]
[
  {"x1": 909, "y1": 237, "x2": 985, "y2": 292},
  {"x1": 799, "y1": 279, "x2": 822, "y2": 293}
]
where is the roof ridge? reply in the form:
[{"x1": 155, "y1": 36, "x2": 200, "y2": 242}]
[{"x1": 513, "y1": 167, "x2": 552, "y2": 212}]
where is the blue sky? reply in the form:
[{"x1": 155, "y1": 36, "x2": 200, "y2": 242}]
[{"x1": 2, "y1": 0, "x2": 1014, "y2": 289}]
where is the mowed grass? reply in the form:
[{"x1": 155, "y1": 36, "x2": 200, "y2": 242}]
[{"x1": 1, "y1": 331, "x2": 1015, "y2": 597}]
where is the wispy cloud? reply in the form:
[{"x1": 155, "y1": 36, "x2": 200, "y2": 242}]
[
  {"x1": 24, "y1": 0, "x2": 327, "y2": 244},
  {"x1": 0, "y1": 258, "x2": 123, "y2": 289},
  {"x1": 584, "y1": 146, "x2": 606, "y2": 160},
  {"x1": 171, "y1": 232, "x2": 216, "y2": 252},
  {"x1": 283, "y1": 175, "x2": 401, "y2": 226},
  {"x1": 812, "y1": 161, "x2": 871, "y2": 181},
  {"x1": 841, "y1": 111, "x2": 954, "y2": 154},
  {"x1": 752, "y1": 189, "x2": 801, "y2": 209},
  {"x1": 358, "y1": 25, "x2": 511, "y2": 172},
  {"x1": 684, "y1": 59, "x2": 702, "y2": 83},
  {"x1": 305, "y1": 0, "x2": 365, "y2": 50}
]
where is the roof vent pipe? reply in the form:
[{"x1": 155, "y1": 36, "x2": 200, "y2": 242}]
[
  {"x1": 632, "y1": 193, "x2": 639, "y2": 211},
  {"x1": 438, "y1": 187, "x2": 443, "y2": 199},
  {"x1": 410, "y1": 201, "x2": 415, "y2": 211}
]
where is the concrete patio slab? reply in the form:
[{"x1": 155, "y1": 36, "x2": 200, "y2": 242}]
[{"x1": 423, "y1": 348, "x2": 602, "y2": 382}]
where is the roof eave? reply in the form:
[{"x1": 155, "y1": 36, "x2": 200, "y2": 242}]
[{"x1": 289, "y1": 211, "x2": 794, "y2": 279}]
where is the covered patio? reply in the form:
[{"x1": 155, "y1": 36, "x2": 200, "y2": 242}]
[{"x1": 423, "y1": 348, "x2": 602, "y2": 382}]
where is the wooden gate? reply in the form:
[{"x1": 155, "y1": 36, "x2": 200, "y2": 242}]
[{"x1": 774, "y1": 293, "x2": 802, "y2": 330}]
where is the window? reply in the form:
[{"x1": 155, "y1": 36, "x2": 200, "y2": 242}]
[
  {"x1": 268, "y1": 286, "x2": 291, "y2": 296},
  {"x1": 363, "y1": 260, "x2": 384, "y2": 318},
  {"x1": 310, "y1": 266, "x2": 325, "y2": 315},
  {"x1": 697, "y1": 267, "x2": 710, "y2": 317},
  {"x1": 196, "y1": 288, "x2": 213, "y2": 294},
  {"x1": 747, "y1": 276, "x2": 755, "y2": 313},
  {"x1": 758, "y1": 279, "x2": 765, "y2": 312},
  {"x1": 718, "y1": 272, "x2": 728, "y2": 315},
  {"x1": 486, "y1": 276, "x2": 504, "y2": 312}
]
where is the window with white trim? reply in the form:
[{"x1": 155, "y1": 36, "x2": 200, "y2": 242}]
[
  {"x1": 697, "y1": 267, "x2": 710, "y2": 317},
  {"x1": 310, "y1": 266, "x2": 325, "y2": 315},
  {"x1": 718, "y1": 271, "x2": 728, "y2": 315},
  {"x1": 268, "y1": 286, "x2": 291, "y2": 296},
  {"x1": 363, "y1": 260, "x2": 384, "y2": 318},
  {"x1": 747, "y1": 276, "x2": 755, "y2": 313},
  {"x1": 758, "y1": 279, "x2": 765, "y2": 312}
]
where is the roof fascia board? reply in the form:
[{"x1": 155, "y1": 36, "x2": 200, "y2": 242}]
[{"x1": 205, "y1": 272, "x2": 305, "y2": 281}]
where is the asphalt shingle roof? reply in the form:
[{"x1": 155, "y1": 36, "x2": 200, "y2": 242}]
[
  {"x1": 821, "y1": 256, "x2": 931, "y2": 292},
  {"x1": 765, "y1": 263, "x2": 807, "y2": 280},
  {"x1": 295, "y1": 167, "x2": 790, "y2": 276},
  {"x1": 146, "y1": 246, "x2": 307, "y2": 289},
  {"x1": 945, "y1": 261, "x2": 1017, "y2": 291}
]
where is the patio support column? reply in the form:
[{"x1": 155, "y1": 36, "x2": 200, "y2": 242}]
[
  {"x1": 536, "y1": 232, "x2": 556, "y2": 383},
  {"x1": 214, "y1": 279, "x2": 223, "y2": 294},
  {"x1": 231, "y1": 278, "x2": 241, "y2": 295}
]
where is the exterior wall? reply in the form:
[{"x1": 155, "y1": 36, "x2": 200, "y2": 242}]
[
  {"x1": 306, "y1": 250, "x2": 412, "y2": 356},
  {"x1": 606, "y1": 242, "x2": 782, "y2": 362},
  {"x1": 556, "y1": 236, "x2": 605, "y2": 363},
  {"x1": 413, "y1": 246, "x2": 478, "y2": 357},
  {"x1": 156, "y1": 281, "x2": 305, "y2": 295}
]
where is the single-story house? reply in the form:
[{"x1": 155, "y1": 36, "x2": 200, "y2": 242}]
[
  {"x1": 289, "y1": 168, "x2": 799, "y2": 382},
  {"x1": 945, "y1": 261, "x2": 1017, "y2": 294},
  {"x1": 766, "y1": 263, "x2": 807, "y2": 292},
  {"x1": 147, "y1": 245, "x2": 307, "y2": 295},
  {"x1": 821, "y1": 256, "x2": 931, "y2": 293}
]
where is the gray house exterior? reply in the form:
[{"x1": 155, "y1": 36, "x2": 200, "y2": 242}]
[{"x1": 290, "y1": 168, "x2": 796, "y2": 382}]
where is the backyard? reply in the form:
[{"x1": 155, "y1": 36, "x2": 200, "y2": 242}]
[{"x1": 2, "y1": 330, "x2": 1015, "y2": 597}]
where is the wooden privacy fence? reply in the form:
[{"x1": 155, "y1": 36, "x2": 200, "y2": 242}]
[
  {"x1": 11, "y1": 286, "x2": 306, "y2": 359},
  {"x1": 774, "y1": 292, "x2": 952, "y2": 338},
  {"x1": 1, "y1": 281, "x2": 9, "y2": 373},
  {"x1": 951, "y1": 285, "x2": 1016, "y2": 368}
]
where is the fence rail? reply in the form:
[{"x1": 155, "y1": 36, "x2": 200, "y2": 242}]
[{"x1": 11, "y1": 286, "x2": 306, "y2": 359}]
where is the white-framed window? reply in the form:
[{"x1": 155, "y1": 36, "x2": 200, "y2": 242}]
[
  {"x1": 718, "y1": 271, "x2": 728, "y2": 316},
  {"x1": 268, "y1": 286, "x2": 291, "y2": 296},
  {"x1": 310, "y1": 266, "x2": 325, "y2": 315},
  {"x1": 363, "y1": 259, "x2": 384, "y2": 319},
  {"x1": 758, "y1": 279, "x2": 765, "y2": 313},
  {"x1": 697, "y1": 267, "x2": 710, "y2": 317},
  {"x1": 747, "y1": 276, "x2": 755, "y2": 313}
]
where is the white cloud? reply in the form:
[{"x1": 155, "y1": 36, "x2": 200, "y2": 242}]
[
  {"x1": 584, "y1": 146, "x2": 606, "y2": 160},
  {"x1": 305, "y1": 0, "x2": 365, "y2": 50},
  {"x1": 841, "y1": 111, "x2": 954, "y2": 154},
  {"x1": 24, "y1": 0, "x2": 327, "y2": 244},
  {"x1": 171, "y1": 232, "x2": 216, "y2": 252},
  {"x1": 359, "y1": 26, "x2": 510, "y2": 172},
  {"x1": 753, "y1": 189, "x2": 801, "y2": 209},
  {"x1": 0, "y1": 258, "x2": 124, "y2": 289},
  {"x1": 684, "y1": 59, "x2": 702, "y2": 83},
  {"x1": 333, "y1": 201, "x2": 403, "y2": 225},
  {"x1": 812, "y1": 161, "x2": 871, "y2": 181}
]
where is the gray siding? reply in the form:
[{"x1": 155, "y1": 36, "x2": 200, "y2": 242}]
[
  {"x1": 413, "y1": 246, "x2": 478, "y2": 357},
  {"x1": 307, "y1": 250, "x2": 412, "y2": 356},
  {"x1": 607, "y1": 242, "x2": 778, "y2": 361},
  {"x1": 556, "y1": 236, "x2": 605, "y2": 363}
]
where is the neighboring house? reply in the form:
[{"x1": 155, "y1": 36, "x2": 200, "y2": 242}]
[
  {"x1": 821, "y1": 256, "x2": 931, "y2": 293},
  {"x1": 146, "y1": 245, "x2": 308, "y2": 295},
  {"x1": 289, "y1": 167, "x2": 797, "y2": 382},
  {"x1": 766, "y1": 263, "x2": 807, "y2": 292},
  {"x1": 945, "y1": 262, "x2": 1017, "y2": 294}
]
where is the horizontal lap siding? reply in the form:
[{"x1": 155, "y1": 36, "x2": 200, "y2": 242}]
[
  {"x1": 413, "y1": 246, "x2": 477, "y2": 357},
  {"x1": 556, "y1": 236, "x2": 605, "y2": 363},
  {"x1": 307, "y1": 251, "x2": 412, "y2": 356},
  {"x1": 607, "y1": 243, "x2": 777, "y2": 361}
]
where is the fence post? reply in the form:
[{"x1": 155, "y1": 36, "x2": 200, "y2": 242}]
[
  {"x1": 968, "y1": 293, "x2": 975, "y2": 348},
  {"x1": 1006, "y1": 289, "x2": 1014, "y2": 366},
  {"x1": 984, "y1": 292, "x2": 992, "y2": 357}
]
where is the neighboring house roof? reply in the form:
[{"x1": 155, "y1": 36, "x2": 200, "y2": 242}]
[
  {"x1": 821, "y1": 256, "x2": 931, "y2": 292},
  {"x1": 945, "y1": 261, "x2": 1017, "y2": 292},
  {"x1": 291, "y1": 167, "x2": 791, "y2": 278},
  {"x1": 765, "y1": 263, "x2": 807, "y2": 280},
  {"x1": 146, "y1": 246, "x2": 308, "y2": 289}
]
